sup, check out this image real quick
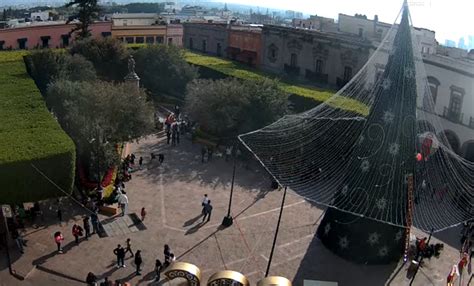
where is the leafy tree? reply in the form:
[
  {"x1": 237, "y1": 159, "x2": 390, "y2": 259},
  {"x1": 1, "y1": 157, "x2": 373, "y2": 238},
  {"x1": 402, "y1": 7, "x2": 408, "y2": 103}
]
[
  {"x1": 25, "y1": 49, "x2": 96, "y2": 94},
  {"x1": 66, "y1": 0, "x2": 101, "y2": 40},
  {"x1": 70, "y1": 38, "x2": 129, "y2": 81},
  {"x1": 134, "y1": 45, "x2": 198, "y2": 98},
  {"x1": 185, "y1": 78, "x2": 287, "y2": 138},
  {"x1": 46, "y1": 80, "x2": 154, "y2": 178}
]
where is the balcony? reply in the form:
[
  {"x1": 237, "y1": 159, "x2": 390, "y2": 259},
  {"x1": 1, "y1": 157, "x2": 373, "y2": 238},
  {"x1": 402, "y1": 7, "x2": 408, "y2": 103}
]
[
  {"x1": 305, "y1": 69, "x2": 328, "y2": 84},
  {"x1": 284, "y1": 64, "x2": 300, "y2": 76},
  {"x1": 442, "y1": 107, "x2": 463, "y2": 124},
  {"x1": 336, "y1": 77, "x2": 350, "y2": 88}
]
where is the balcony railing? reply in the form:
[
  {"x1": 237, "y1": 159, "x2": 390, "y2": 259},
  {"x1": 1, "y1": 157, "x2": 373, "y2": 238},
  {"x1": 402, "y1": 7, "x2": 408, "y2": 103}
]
[
  {"x1": 442, "y1": 106, "x2": 464, "y2": 124},
  {"x1": 284, "y1": 64, "x2": 300, "y2": 76},
  {"x1": 305, "y1": 69, "x2": 328, "y2": 84}
]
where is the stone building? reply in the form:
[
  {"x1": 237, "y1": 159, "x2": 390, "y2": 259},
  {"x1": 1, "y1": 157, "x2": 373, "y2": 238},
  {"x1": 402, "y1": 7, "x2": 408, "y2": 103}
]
[
  {"x1": 183, "y1": 23, "x2": 228, "y2": 56},
  {"x1": 0, "y1": 21, "x2": 111, "y2": 50},
  {"x1": 261, "y1": 25, "x2": 373, "y2": 87},
  {"x1": 292, "y1": 15, "x2": 337, "y2": 32},
  {"x1": 227, "y1": 25, "x2": 262, "y2": 67}
]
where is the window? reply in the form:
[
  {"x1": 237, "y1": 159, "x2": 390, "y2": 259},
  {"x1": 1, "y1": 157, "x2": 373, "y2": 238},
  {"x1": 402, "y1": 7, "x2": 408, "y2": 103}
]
[
  {"x1": 168, "y1": 38, "x2": 173, "y2": 45},
  {"x1": 290, "y1": 53, "x2": 297, "y2": 67},
  {"x1": 125, "y1": 37, "x2": 134, "y2": 44},
  {"x1": 61, "y1": 35, "x2": 70, "y2": 47},
  {"x1": 41, "y1": 36, "x2": 50, "y2": 48},
  {"x1": 267, "y1": 44, "x2": 278, "y2": 63},
  {"x1": 135, "y1": 37, "x2": 144, "y2": 44},
  {"x1": 216, "y1": 43, "x2": 222, "y2": 56},
  {"x1": 189, "y1": 38, "x2": 193, "y2": 49},
  {"x1": 18, "y1": 38, "x2": 27, "y2": 50},
  {"x1": 202, "y1": 40, "x2": 207, "y2": 52},
  {"x1": 101, "y1": 32, "x2": 111, "y2": 38},
  {"x1": 427, "y1": 76, "x2": 440, "y2": 103},
  {"x1": 315, "y1": 59, "x2": 323, "y2": 73},
  {"x1": 343, "y1": 66, "x2": 352, "y2": 81},
  {"x1": 156, "y1": 36, "x2": 164, "y2": 44},
  {"x1": 146, "y1": 36, "x2": 154, "y2": 44},
  {"x1": 449, "y1": 90, "x2": 463, "y2": 115},
  {"x1": 0, "y1": 41, "x2": 4, "y2": 50},
  {"x1": 358, "y1": 28, "x2": 363, "y2": 37}
]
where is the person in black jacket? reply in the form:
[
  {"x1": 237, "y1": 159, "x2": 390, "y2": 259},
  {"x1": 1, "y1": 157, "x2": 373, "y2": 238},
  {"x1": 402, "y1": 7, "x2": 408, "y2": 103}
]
[
  {"x1": 134, "y1": 250, "x2": 142, "y2": 275},
  {"x1": 113, "y1": 244, "x2": 126, "y2": 268}
]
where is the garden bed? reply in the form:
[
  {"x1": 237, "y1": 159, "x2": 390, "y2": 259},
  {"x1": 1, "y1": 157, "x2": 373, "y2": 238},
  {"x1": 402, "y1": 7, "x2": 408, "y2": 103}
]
[{"x1": 0, "y1": 51, "x2": 76, "y2": 203}]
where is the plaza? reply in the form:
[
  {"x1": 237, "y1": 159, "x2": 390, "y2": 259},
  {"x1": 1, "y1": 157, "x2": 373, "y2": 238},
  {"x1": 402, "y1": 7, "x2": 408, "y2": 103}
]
[{"x1": 0, "y1": 132, "x2": 467, "y2": 286}]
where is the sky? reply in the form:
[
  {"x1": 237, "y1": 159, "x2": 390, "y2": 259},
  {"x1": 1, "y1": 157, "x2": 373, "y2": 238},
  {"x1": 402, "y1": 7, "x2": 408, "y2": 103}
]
[{"x1": 223, "y1": 0, "x2": 473, "y2": 44}]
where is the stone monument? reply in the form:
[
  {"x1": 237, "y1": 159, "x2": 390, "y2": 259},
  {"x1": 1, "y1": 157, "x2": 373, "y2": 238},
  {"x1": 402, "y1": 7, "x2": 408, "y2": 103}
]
[{"x1": 124, "y1": 55, "x2": 140, "y2": 90}]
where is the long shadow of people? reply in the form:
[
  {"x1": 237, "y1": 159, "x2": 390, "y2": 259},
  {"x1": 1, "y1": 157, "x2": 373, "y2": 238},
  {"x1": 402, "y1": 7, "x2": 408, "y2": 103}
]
[
  {"x1": 185, "y1": 221, "x2": 207, "y2": 235},
  {"x1": 137, "y1": 269, "x2": 156, "y2": 285},
  {"x1": 32, "y1": 240, "x2": 77, "y2": 266},
  {"x1": 183, "y1": 214, "x2": 203, "y2": 227}
]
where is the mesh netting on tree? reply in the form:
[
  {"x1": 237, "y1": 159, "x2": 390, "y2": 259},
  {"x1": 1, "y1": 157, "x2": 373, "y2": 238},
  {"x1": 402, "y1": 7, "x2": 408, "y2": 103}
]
[{"x1": 239, "y1": 3, "x2": 473, "y2": 234}]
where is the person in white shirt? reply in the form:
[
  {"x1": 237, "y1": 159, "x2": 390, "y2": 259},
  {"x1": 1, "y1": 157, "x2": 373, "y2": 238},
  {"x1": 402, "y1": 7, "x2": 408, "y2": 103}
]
[
  {"x1": 118, "y1": 194, "x2": 129, "y2": 216},
  {"x1": 201, "y1": 194, "x2": 209, "y2": 215}
]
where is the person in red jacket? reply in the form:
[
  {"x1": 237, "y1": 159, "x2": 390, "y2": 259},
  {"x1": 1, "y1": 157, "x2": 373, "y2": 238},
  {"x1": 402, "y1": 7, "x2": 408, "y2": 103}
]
[
  {"x1": 54, "y1": 231, "x2": 64, "y2": 253},
  {"x1": 72, "y1": 224, "x2": 83, "y2": 245}
]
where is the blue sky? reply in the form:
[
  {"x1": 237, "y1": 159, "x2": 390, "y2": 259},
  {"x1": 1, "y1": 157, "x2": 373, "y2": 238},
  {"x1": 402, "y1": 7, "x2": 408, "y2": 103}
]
[{"x1": 223, "y1": 0, "x2": 472, "y2": 44}]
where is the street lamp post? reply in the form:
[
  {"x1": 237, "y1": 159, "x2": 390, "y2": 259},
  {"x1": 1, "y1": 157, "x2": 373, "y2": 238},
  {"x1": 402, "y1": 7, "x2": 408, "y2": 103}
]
[
  {"x1": 265, "y1": 186, "x2": 287, "y2": 277},
  {"x1": 222, "y1": 142, "x2": 238, "y2": 227}
]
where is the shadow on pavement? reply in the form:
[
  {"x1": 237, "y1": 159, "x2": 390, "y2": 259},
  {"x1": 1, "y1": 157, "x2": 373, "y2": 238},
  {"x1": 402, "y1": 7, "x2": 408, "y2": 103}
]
[
  {"x1": 35, "y1": 265, "x2": 84, "y2": 284},
  {"x1": 293, "y1": 234, "x2": 399, "y2": 286}
]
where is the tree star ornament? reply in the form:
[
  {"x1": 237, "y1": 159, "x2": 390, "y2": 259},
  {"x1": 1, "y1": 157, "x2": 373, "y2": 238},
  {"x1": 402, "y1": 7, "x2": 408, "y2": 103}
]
[
  {"x1": 382, "y1": 110, "x2": 395, "y2": 124},
  {"x1": 324, "y1": 223, "x2": 331, "y2": 235},
  {"x1": 338, "y1": 236, "x2": 349, "y2": 249},
  {"x1": 376, "y1": 198, "x2": 387, "y2": 210},
  {"x1": 360, "y1": 160, "x2": 370, "y2": 172},
  {"x1": 381, "y1": 78, "x2": 391, "y2": 90},
  {"x1": 367, "y1": 232, "x2": 381, "y2": 245},
  {"x1": 378, "y1": 246, "x2": 389, "y2": 257},
  {"x1": 388, "y1": 143, "x2": 400, "y2": 156}
]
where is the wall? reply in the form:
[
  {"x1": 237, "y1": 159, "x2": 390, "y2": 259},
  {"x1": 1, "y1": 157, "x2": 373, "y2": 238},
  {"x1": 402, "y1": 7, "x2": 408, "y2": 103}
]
[
  {"x1": 183, "y1": 23, "x2": 228, "y2": 56},
  {"x1": 228, "y1": 26, "x2": 262, "y2": 66},
  {"x1": 111, "y1": 24, "x2": 182, "y2": 46},
  {"x1": 261, "y1": 25, "x2": 371, "y2": 87},
  {"x1": 0, "y1": 22, "x2": 112, "y2": 50}
]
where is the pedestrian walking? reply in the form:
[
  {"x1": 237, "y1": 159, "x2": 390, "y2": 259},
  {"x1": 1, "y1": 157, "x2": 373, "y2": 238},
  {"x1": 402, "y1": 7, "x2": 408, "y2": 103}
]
[
  {"x1": 83, "y1": 216, "x2": 91, "y2": 239},
  {"x1": 202, "y1": 201, "x2": 213, "y2": 223},
  {"x1": 130, "y1": 154, "x2": 136, "y2": 165},
  {"x1": 141, "y1": 207, "x2": 146, "y2": 221},
  {"x1": 225, "y1": 146, "x2": 232, "y2": 161},
  {"x1": 113, "y1": 244, "x2": 126, "y2": 268},
  {"x1": 158, "y1": 153, "x2": 164, "y2": 165},
  {"x1": 72, "y1": 224, "x2": 83, "y2": 244},
  {"x1": 201, "y1": 194, "x2": 209, "y2": 215},
  {"x1": 91, "y1": 211, "x2": 99, "y2": 234},
  {"x1": 12, "y1": 229, "x2": 26, "y2": 254},
  {"x1": 163, "y1": 244, "x2": 173, "y2": 268},
  {"x1": 118, "y1": 193, "x2": 129, "y2": 216},
  {"x1": 207, "y1": 147, "x2": 213, "y2": 161},
  {"x1": 125, "y1": 238, "x2": 134, "y2": 257},
  {"x1": 86, "y1": 272, "x2": 98, "y2": 286},
  {"x1": 54, "y1": 231, "x2": 64, "y2": 253},
  {"x1": 201, "y1": 146, "x2": 207, "y2": 163},
  {"x1": 166, "y1": 130, "x2": 171, "y2": 145},
  {"x1": 134, "y1": 250, "x2": 142, "y2": 275},
  {"x1": 99, "y1": 277, "x2": 110, "y2": 286},
  {"x1": 139, "y1": 157, "x2": 143, "y2": 169},
  {"x1": 154, "y1": 259, "x2": 163, "y2": 282}
]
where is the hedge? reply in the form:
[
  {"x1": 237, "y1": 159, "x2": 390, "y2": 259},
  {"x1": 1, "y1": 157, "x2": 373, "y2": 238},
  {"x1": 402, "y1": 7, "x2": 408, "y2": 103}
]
[
  {"x1": 184, "y1": 51, "x2": 369, "y2": 115},
  {"x1": 0, "y1": 50, "x2": 76, "y2": 204}
]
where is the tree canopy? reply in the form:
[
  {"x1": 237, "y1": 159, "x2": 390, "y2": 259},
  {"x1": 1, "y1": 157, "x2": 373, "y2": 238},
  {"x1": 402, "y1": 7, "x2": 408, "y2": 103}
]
[
  {"x1": 133, "y1": 45, "x2": 198, "y2": 98},
  {"x1": 25, "y1": 49, "x2": 96, "y2": 94},
  {"x1": 66, "y1": 0, "x2": 101, "y2": 39},
  {"x1": 185, "y1": 78, "x2": 288, "y2": 138},
  {"x1": 47, "y1": 80, "x2": 154, "y2": 177},
  {"x1": 70, "y1": 38, "x2": 130, "y2": 81}
]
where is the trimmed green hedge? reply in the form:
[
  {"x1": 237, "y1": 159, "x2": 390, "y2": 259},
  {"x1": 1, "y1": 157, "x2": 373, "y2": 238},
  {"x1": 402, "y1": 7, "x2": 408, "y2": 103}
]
[
  {"x1": 184, "y1": 51, "x2": 369, "y2": 115},
  {"x1": 0, "y1": 51, "x2": 76, "y2": 203}
]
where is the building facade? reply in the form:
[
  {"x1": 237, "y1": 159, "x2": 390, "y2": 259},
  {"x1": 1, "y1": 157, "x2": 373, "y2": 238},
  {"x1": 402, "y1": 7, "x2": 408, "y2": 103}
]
[
  {"x1": 227, "y1": 26, "x2": 262, "y2": 67},
  {"x1": 112, "y1": 24, "x2": 183, "y2": 46},
  {"x1": 0, "y1": 22, "x2": 112, "y2": 50},
  {"x1": 183, "y1": 23, "x2": 228, "y2": 56},
  {"x1": 261, "y1": 25, "x2": 372, "y2": 87}
]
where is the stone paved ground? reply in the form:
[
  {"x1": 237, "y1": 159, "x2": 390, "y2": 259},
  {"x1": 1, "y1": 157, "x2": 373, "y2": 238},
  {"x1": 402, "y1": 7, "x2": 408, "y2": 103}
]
[{"x1": 0, "y1": 133, "x2": 471, "y2": 286}]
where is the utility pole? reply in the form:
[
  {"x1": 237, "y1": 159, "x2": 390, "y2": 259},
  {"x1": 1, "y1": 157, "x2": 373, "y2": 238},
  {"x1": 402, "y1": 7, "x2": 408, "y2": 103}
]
[{"x1": 265, "y1": 186, "x2": 287, "y2": 277}]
